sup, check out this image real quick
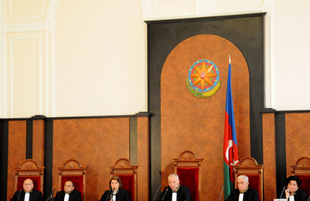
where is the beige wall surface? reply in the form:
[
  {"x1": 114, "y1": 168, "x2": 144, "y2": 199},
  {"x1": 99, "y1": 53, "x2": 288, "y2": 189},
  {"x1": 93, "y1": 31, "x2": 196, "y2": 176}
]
[
  {"x1": 1, "y1": 0, "x2": 146, "y2": 118},
  {"x1": 271, "y1": 0, "x2": 310, "y2": 110},
  {"x1": 54, "y1": 0, "x2": 146, "y2": 117},
  {"x1": 1, "y1": 0, "x2": 310, "y2": 117}
]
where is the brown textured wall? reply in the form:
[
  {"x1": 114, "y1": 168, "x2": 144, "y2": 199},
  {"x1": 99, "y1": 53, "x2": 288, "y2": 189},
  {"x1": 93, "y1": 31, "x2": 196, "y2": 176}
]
[
  {"x1": 262, "y1": 113, "x2": 277, "y2": 200},
  {"x1": 161, "y1": 34, "x2": 250, "y2": 200},
  {"x1": 7, "y1": 120, "x2": 27, "y2": 201},
  {"x1": 52, "y1": 118, "x2": 130, "y2": 201},
  {"x1": 286, "y1": 113, "x2": 310, "y2": 176},
  {"x1": 137, "y1": 117, "x2": 149, "y2": 201},
  {"x1": 33, "y1": 120, "x2": 45, "y2": 166}
]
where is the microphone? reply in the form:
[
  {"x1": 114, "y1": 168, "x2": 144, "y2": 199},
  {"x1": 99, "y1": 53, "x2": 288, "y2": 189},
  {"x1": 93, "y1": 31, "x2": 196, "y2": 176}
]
[
  {"x1": 218, "y1": 185, "x2": 225, "y2": 201},
  {"x1": 153, "y1": 184, "x2": 161, "y2": 201},
  {"x1": 161, "y1": 188, "x2": 168, "y2": 201},
  {"x1": 286, "y1": 189, "x2": 290, "y2": 197},
  {"x1": 279, "y1": 186, "x2": 285, "y2": 200},
  {"x1": 306, "y1": 195, "x2": 310, "y2": 201},
  {"x1": 106, "y1": 188, "x2": 112, "y2": 201},
  {"x1": 52, "y1": 189, "x2": 55, "y2": 201},
  {"x1": 17, "y1": 189, "x2": 22, "y2": 201},
  {"x1": 46, "y1": 189, "x2": 55, "y2": 201}
]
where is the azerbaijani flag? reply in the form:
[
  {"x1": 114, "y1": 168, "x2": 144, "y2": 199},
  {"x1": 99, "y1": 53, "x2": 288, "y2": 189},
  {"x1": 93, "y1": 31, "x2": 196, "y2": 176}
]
[{"x1": 223, "y1": 55, "x2": 239, "y2": 199}]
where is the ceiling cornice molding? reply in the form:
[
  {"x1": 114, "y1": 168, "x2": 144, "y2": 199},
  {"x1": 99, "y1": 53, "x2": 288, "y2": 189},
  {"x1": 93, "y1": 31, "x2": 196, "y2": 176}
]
[{"x1": 141, "y1": 0, "x2": 268, "y2": 20}]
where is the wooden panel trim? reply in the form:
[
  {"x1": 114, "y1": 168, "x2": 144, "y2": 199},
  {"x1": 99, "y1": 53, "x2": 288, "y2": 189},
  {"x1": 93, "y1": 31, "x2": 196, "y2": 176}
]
[
  {"x1": 0, "y1": 120, "x2": 9, "y2": 201},
  {"x1": 275, "y1": 113, "x2": 286, "y2": 197}
]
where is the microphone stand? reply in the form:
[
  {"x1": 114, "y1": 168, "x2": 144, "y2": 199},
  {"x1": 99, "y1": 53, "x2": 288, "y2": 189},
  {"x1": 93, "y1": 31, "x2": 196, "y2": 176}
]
[
  {"x1": 52, "y1": 189, "x2": 55, "y2": 201},
  {"x1": 161, "y1": 188, "x2": 168, "y2": 201},
  {"x1": 46, "y1": 189, "x2": 55, "y2": 201},
  {"x1": 278, "y1": 186, "x2": 286, "y2": 201},
  {"x1": 218, "y1": 186, "x2": 225, "y2": 201},
  {"x1": 153, "y1": 184, "x2": 161, "y2": 201}
]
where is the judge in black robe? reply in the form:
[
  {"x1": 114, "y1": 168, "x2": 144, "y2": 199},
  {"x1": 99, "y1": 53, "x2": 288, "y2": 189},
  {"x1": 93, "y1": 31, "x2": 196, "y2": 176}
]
[
  {"x1": 54, "y1": 189, "x2": 82, "y2": 201},
  {"x1": 285, "y1": 176, "x2": 308, "y2": 201},
  {"x1": 99, "y1": 176, "x2": 131, "y2": 201},
  {"x1": 10, "y1": 178, "x2": 44, "y2": 201},
  {"x1": 225, "y1": 175, "x2": 259, "y2": 201},
  {"x1": 225, "y1": 187, "x2": 259, "y2": 201},
  {"x1": 54, "y1": 180, "x2": 82, "y2": 201},
  {"x1": 157, "y1": 173, "x2": 192, "y2": 201},
  {"x1": 99, "y1": 189, "x2": 131, "y2": 201}
]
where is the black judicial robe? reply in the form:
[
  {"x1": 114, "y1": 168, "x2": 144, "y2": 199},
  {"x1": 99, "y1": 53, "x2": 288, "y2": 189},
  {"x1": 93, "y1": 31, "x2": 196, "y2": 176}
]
[
  {"x1": 10, "y1": 190, "x2": 44, "y2": 201},
  {"x1": 225, "y1": 188, "x2": 259, "y2": 201},
  {"x1": 157, "y1": 185, "x2": 192, "y2": 201},
  {"x1": 287, "y1": 189, "x2": 308, "y2": 201},
  {"x1": 54, "y1": 189, "x2": 82, "y2": 201},
  {"x1": 99, "y1": 189, "x2": 131, "y2": 201}
]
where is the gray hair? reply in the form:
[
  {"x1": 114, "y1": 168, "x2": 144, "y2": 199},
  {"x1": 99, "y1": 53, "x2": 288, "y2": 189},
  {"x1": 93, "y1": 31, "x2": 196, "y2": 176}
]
[
  {"x1": 237, "y1": 175, "x2": 249, "y2": 182},
  {"x1": 168, "y1": 173, "x2": 179, "y2": 180}
]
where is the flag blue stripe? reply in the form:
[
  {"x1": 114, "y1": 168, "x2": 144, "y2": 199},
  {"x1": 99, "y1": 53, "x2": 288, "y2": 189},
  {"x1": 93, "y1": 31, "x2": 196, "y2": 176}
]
[{"x1": 225, "y1": 63, "x2": 237, "y2": 145}]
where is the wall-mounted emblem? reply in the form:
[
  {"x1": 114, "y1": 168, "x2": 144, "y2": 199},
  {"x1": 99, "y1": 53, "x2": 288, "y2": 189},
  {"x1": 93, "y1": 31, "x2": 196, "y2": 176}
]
[{"x1": 186, "y1": 59, "x2": 221, "y2": 98}]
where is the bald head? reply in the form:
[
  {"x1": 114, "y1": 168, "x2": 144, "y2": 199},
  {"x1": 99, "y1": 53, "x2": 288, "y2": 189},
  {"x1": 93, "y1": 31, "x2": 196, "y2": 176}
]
[{"x1": 23, "y1": 179, "x2": 34, "y2": 192}]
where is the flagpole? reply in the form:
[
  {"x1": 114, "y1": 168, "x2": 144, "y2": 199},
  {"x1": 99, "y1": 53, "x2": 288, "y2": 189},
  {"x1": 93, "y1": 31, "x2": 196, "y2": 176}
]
[{"x1": 223, "y1": 54, "x2": 239, "y2": 200}]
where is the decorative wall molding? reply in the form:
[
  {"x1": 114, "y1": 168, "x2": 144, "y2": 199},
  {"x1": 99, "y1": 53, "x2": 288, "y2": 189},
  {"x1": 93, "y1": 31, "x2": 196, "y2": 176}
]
[
  {"x1": 0, "y1": 0, "x2": 5, "y2": 117},
  {"x1": 214, "y1": 0, "x2": 265, "y2": 15},
  {"x1": 5, "y1": 23, "x2": 45, "y2": 32},
  {"x1": 264, "y1": 0, "x2": 273, "y2": 108},
  {"x1": 45, "y1": 20, "x2": 54, "y2": 32},
  {"x1": 9, "y1": 36, "x2": 43, "y2": 117},
  {"x1": 142, "y1": 0, "x2": 196, "y2": 19},
  {"x1": 154, "y1": 0, "x2": 193, "y2": 9},
  {"x1": 196, "y1": 0, "x2": 211, "y2": 16},
  {"x1": 220, "y1": 0, "x2": 261, "y2": 4},
  {"x1": 9, "y1": 0, "x2": 48, "y2": 20},
  {"x1": 44, "y1": 0, "x2": 58, "y2": 117},
  {"x1": 140, "y1": 0, "x2": 151, "y2": 20},
  {"x1": 141, "y1": 0, "x2": 267, "y2": 20},
  {"x1": 44, "y1": 28, "x2": 55, "y2": 117},
  {"x1": 1, "y1": 0, "x2": 58, "y2": 117},
  {"x1": 46, "y1": 0, "x2": 59, "y2": 21}
]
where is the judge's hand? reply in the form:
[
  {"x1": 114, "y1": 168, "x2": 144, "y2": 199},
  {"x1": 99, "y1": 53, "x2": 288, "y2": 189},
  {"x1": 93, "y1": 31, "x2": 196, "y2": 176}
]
[{"x1": 285, "y1": 189, "x2": 290, "y2": 199}]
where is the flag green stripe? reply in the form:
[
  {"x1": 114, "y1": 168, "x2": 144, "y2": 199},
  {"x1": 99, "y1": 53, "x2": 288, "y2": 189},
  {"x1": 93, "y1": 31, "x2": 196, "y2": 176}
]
[{"x1": 223, "y1": 161, "x2": 233, "y2": 199}]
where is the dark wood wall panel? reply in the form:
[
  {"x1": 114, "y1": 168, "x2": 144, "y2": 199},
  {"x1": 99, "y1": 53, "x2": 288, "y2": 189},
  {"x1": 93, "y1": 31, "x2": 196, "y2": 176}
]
[
  {"x1": 52, "y1": 118, "x2": 130, "y2": 201},
  {"x1": 137, "y1": 117, "x2": 149, "y2": 201},
  {"x1": 147, "y1": 13, "x2": 265, "y2": 199},
  {"x1": 262, "y1": 113, "x2": 276, "y2": 200},
  {"x1": 2, "y1": 111, "x2": 310, "y2": 201},
  {"x1": 160, "y1": 34, "x2": 250, "y2": 201},
  {"x1": 285, "y1": 113, "x2": 310, "y2": 176},
  {"x1": 7, "y1": 120, "x2": 27, "y2": 201},
  {"x1": 0, "y1": 120, "x2": 8, "y2": 201},
  {"x1": 33, "y1": 120, "x2": 45, "y2": 166}
]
